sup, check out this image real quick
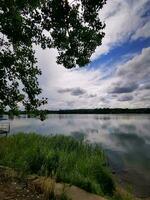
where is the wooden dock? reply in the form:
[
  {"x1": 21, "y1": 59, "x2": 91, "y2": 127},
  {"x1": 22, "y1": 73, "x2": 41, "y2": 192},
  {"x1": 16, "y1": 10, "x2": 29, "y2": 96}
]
[{"x1": 0, "y1": 123, "x2": 10, "y2": 136}]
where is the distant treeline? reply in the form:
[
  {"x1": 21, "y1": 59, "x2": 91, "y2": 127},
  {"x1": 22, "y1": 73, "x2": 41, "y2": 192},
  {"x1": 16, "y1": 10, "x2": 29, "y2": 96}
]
[
  {"x1": 2, "y1": 108, "x2": 150, "y2": 116},
  {"x1": 46, "y1": 108, "x2": 150, "y2": 114}
]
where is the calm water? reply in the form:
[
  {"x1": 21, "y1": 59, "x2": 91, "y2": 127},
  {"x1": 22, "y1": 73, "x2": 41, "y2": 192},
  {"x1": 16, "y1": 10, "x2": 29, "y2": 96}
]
[{"x1": 1, "y1": 114, "x2": 150, "y2": 197}]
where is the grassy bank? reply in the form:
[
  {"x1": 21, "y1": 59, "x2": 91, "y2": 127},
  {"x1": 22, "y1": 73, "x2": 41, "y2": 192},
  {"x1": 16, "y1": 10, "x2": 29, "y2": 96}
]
[
  {"x1": 0, "y1": 133, "x2": 134, "y2": 200},
  {"x1": 0, "y1": 133, "x2": 114, "y2": 196}
]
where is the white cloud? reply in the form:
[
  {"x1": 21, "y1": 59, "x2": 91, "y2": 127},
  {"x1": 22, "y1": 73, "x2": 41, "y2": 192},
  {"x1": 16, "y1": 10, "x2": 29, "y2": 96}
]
[
  {"x1": 116, "y1": 47, "x2": 150, "y2": 82},
  {"x1": 92, "y1": 0, "x2": 150, "y2": 60},
  {"x1": 34, "y1": 0, "x2": 150, "y2": 110},
  {"x1": 36, "y1": 45, "x2": 150, "y2": 109},
  {"x1": 132, "y1": 21, "x2": 150, "y2": 40}
]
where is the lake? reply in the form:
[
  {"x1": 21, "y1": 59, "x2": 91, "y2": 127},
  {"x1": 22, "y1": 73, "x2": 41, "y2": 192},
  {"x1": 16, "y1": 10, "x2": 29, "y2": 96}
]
[{"x1": 1, "y1": 114, "x2": 150, "y2": 198}]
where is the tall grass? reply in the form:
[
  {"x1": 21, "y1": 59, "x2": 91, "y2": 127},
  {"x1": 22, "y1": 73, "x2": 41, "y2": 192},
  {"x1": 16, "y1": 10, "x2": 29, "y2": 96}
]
[{"x1": 0, "y1": 133, "x2": 115, "y2": 196}]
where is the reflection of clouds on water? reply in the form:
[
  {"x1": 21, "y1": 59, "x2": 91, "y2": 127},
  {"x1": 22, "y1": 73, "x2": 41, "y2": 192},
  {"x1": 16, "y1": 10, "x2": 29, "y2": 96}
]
[
  {"x1": 8, "y1": 114, "x2": 150, "y2": 154},
  {"x1": 106, "y1": 132, "x2": 150, "y2": 198},
  {"x1": 4, "y1": 114, "x2": 150, "y2": 197},
  {"x1": 9, "y1": 114, "x2": 150, "y2": 142},
  {"x1": 71, "y1": 131, "x2": 85, "y2": 141},
  {"x1": 7, "y1": 114, "x2": 150, "y2": 165}
]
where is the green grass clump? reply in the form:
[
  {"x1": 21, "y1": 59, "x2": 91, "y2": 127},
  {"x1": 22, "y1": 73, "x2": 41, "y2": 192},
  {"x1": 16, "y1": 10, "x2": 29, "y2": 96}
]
[
  {"x1": 0, "y1": 133, "x2": 115, "y2": 196},
  {"x1": 111, "y1": 187, "x2": 134, "y2": 200}
]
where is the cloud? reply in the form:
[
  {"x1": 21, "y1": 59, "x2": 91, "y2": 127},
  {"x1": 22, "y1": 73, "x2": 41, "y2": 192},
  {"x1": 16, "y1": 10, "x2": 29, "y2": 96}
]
[
  {"x1": 92, "y1": 0, "x2": 150, "y2": 60},
  {"x1": 71, "y1": 88, "x2": 86, "y2": 96},
  {"x1": 88, "y1": 94, "x2": 97, "y2": 98},
  {"x1": 58, "y1": 88, "x2": 73, "y2": 94},
  {"x1": 109, "y1": 84, "x2": 138, "y2": 94},
  {"x1": 58, "y1": 87, "x2": 86, "y2": 96},
  {"x1": 118, "y1": 95, "x2": 133, "y2": 101},
  {"x1": 100, "y1": 47, "x2": 150, "y2": 106},
  {"x1": 36, "y1": 42, "x2": 150, "y2": 109},
  {"x1": 139, "y1": 83, "x2": 150, "y2": 90},
  {"x1": 132, "y1": 21, "x2": 150, "y2": 40},
  {"x1": 115, "y1": 47, "x2": 150, "y2": 82},
  {"x1": 33, "y1": 0, "x2": 150, "y2": 110}
]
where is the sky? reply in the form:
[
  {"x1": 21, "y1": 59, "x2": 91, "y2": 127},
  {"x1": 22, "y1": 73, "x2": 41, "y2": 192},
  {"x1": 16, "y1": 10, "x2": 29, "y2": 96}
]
[{"x1": 36, "y1": 0, "x2": 150, "y2": 110}]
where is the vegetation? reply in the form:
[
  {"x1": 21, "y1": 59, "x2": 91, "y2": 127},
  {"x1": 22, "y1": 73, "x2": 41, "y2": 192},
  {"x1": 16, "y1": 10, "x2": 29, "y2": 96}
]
[
  {"x1": 47, "y1": 108, "x2": 150, "y2": 114},
  {"x1": 112, "y1": 188, "x2": 134, "y2": 200},
  {"x1": 0, "y1": 133, "x2": 115, "y2": 197},
  {"x1": 9, "y1": 108, "x2": 150, "y2": 115},
  {"x1": 0, "y1": 0, "x2": 106, "y2": 112}
]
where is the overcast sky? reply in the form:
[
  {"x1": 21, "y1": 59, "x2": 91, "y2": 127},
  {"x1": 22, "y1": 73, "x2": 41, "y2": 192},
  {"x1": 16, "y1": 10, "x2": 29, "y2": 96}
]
[{"x1": 36, "y1": 0, "x2": 150, "y2": 110}]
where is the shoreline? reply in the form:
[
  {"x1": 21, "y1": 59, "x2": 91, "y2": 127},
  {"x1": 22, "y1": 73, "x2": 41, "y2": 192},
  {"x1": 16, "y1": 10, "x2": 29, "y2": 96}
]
[{"x1": 0, "y1": 133, "x2": 136, "y2": 200}]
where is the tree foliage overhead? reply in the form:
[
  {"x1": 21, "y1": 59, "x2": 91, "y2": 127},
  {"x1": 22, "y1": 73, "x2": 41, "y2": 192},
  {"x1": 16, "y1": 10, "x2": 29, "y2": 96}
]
[{"x1": 0, "y1": 0, "x2": 107, "y2": 112}]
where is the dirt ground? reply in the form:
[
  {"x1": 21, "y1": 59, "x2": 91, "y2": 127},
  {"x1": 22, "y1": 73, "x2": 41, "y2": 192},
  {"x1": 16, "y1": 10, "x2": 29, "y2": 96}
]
[
  {"x1": 0, "y1": 165, "x2": 43, "y2": 200},
  {"x1": 0, "y1": 166, "x2": 149, "y2": 200},
  {"x1": 0, "y1": 178, "x2": 44, "y2": 200},
  {"x1": 0, "y1": 165, "x2": 106, "y2": 200},
  {"x1": 0, "y1": 176, "x2": 106, "y2": 200}
]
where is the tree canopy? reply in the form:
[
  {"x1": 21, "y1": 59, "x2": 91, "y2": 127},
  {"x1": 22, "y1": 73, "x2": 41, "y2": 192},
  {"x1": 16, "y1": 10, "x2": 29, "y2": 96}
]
[{"x1": 0, "y1": 0, "x2": 107, "y2": 112}]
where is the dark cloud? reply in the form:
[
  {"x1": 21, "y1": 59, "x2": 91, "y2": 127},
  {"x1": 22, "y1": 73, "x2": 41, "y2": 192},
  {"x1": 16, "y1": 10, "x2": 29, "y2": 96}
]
[
  {"x1": 110, "y1": 83, "x2": 138, "y2": 94},
  {"x1": 58, "y1": 87, "x2": 86, "y2": 96},
  {"x1": 143, "y1": 84, "x2": 150, "y2": 90},
  {"x1": 100, "y1": 97, "x2": 110, "y2": 104},
  {"x1": 71, "y1": 88, "x2": 86, "y2": 96},
  {"x1": 88, "y1": 94, "x2": 97, "y2": 98},
  {"x1": 118, "y1": 95, "x2": 133, "y2": 101},
  {"x1": 139, "y1": 83, "x2": 150, "y2": 90},
  {"x1": 111, "y1": 94, "x2": 118, "y2": 98},
  {"x1": 58, "y1": 88, "x2": 72, "y2": 93},
  {"x1": 116, "y1": 48, "x2": 150, "y2": 79}
]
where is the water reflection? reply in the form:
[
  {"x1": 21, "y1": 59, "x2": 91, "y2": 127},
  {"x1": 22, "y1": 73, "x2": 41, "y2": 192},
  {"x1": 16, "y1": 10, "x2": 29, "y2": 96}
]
[{"x1": 1, "y1": 114, "x2": 150, "y2": 197}]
